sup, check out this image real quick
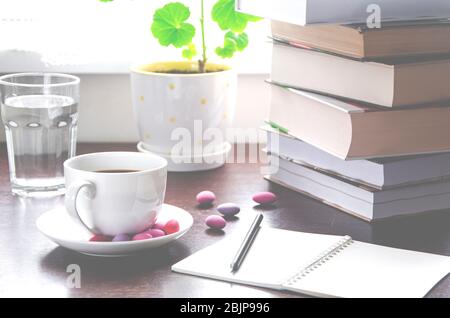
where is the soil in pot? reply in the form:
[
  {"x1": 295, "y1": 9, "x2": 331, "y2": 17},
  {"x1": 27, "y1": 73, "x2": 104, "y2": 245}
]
[{"x1": 134, "y1": 61, "x2": 231, "y2": 75}]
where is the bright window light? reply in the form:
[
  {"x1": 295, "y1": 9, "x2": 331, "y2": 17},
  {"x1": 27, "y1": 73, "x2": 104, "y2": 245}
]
[{"x1": 0, "y1": 0, "x2": 271, "y2": 74}]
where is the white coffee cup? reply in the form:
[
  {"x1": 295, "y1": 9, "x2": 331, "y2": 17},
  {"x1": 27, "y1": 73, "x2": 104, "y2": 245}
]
[{"x1": 64, "y1": 152, "x2": 167, "y2": 236}]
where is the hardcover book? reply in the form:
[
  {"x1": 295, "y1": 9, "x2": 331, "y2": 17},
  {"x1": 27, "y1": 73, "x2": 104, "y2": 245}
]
[
  {"x1": 268, "y1": 83, "x2": 450, "y2": 160},
  {"x1": 271, "y1": 20, "x2": 450, "y2": 60},
  {"x1": 271, "y1": 41, "x2": 450, "y2": 107},
  {"x1": 237, "y1": 0, "x2": 450, "y2": 26},
  {"x1": 264, "y1": 126, "x2": 450, "y2": 189}
]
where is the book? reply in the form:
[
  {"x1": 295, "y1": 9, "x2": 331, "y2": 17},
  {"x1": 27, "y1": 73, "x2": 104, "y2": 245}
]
[
  {"x1": 172, "y1": 227, "x2": 450, "y2": 297},
  {"x1": 236, "y1": 0, "x2": 450, "y2": 26},
  {"x1": 268, "y1": 83, "x2": 450, "y2": 160},
  {"x1": 271, "y1": 41, "x2": 450, "y2": 107},
  {"x1": 271, "y1": 20, "x2": 450, "y2": 60},
  {"x1": 264, "y1": 126, "x2": 450, "y2": 189},
  {"x1": 267, "y1": 154, "x2": 450, "y2": 221}
]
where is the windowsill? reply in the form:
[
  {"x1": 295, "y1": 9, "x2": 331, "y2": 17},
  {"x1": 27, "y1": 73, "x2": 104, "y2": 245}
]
[{"x1": 0, "y1": 50, "x2": 271, "y2": 75}]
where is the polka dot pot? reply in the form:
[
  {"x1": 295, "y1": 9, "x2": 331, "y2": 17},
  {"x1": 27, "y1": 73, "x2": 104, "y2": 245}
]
[{"x1": 131, "y1": 61, "x2": 236, "y2": 171}]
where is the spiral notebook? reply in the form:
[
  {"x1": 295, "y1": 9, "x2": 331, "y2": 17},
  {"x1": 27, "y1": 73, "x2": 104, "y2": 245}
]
[{"x1": 172, "y1": 228, "x2": 450, "y2": 298}]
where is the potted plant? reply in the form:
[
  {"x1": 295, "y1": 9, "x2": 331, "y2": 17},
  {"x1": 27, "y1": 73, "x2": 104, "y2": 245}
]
[{"x1": 103, "y1": 0, "x2": 260, "y2": 171}]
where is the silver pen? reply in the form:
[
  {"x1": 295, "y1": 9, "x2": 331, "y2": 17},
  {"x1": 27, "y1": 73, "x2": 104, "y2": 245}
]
[{"x1": 230, "y1": 213, "x2": 264, "y2": 273}]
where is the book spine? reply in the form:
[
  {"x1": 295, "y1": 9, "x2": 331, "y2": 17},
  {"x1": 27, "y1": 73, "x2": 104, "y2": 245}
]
[{"x1": 284, "y1": 236, "x2": 354, "y2": 286}]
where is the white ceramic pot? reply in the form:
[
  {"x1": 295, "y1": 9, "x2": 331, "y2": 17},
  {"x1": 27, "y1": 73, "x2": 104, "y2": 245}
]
[{"x1": 130, "y1": 61, "x2": 237, "y2": 171}]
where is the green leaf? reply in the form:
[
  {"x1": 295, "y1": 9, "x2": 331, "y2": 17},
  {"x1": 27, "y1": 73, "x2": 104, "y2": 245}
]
[
  {"x1": 182, "y1": 43, "x2": 197, "y2": 60},
  {"x1": 212, "y1": 0, "x2": 262, "y2": 33},
  {"x1": 215, "y1": 31, "x2": 249, "y2": 58},
  {"x1": 215, "y1": 37, "x2": 237, "y2": 58},
  {"x1": 225, "y1": 31, "x2": 248, "y2": 51},
  {"x1": 151, "y1": 2, "x2": 196, "y2": 48},
  {"x1": 99, "y1": 0, "x2": 113, "y2": 2}
]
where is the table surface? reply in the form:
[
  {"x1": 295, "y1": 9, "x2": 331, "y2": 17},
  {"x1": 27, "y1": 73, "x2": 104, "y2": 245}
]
[{"x1": 0, "y1": 143, "x2": 449, "y2": 298}]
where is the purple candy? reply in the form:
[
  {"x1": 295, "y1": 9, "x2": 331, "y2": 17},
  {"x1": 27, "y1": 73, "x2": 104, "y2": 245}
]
[
  {"x1": 252, "y1": 192, "x2": 277, "y2": 205},
  {"x1": 132, "y1": 232, "x2": 153, "y2": 241},
  {"x1": 146, "y1": 229, "x2": 166, "y2": 238},
  {"x1": 196, "y1": 191, "x2": 216, "y2": 205},
  {"x1": 112, "y1": 233, "x2": 130, "y2": 242},
  {"x1": 206, "y1": 215, "x2": 226, "y2": 230},
  {"x1": 217, "y1": 203, "x2": 240, "y2": 217}
]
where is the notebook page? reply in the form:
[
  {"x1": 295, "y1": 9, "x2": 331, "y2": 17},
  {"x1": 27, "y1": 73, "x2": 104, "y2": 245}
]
[
  {"x1": 287, "y1": 241, "x2": 450, "y2": 298},
  {"x1": 172, "y1": 227, "x2": 344, "y2": 290}
]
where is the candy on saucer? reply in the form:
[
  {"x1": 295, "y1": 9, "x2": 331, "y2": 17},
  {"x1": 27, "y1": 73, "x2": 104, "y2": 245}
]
[
  {"x1": 132, "y1": 232, "x2": 153, "y2": 241},
  {"x1": 112, "y1": 234, "x2": 130, "y2": 242},
  {"x1": 146, "y1": 228, "x2": 166, "y2": 238},
  {"x1": 164, "y1": 219, "x2": 180, "y2": 234},
  {"x1": 89, "y1": 234, "x2": 112, "y2": 242}
]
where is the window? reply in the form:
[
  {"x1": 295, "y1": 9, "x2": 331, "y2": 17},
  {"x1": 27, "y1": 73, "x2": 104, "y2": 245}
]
[{"x1": 0, "y1": 0, "x2": 271, "y2": 74}]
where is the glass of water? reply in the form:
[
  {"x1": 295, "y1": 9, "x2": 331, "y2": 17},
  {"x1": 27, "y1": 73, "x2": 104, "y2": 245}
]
[{"x1": 0, "y1": 73, "x2": 80, "y2": 196}]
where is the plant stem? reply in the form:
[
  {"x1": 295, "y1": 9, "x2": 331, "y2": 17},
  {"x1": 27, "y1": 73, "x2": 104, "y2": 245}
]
[{"x1": 199, "y1": 0, "x2": 207, "y2": 73}]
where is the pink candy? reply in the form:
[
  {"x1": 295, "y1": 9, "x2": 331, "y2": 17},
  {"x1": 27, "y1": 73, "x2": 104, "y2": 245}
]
[
  {"x1": 132, "y1": 232, "x2": 153, "y2": 241},
  {"x1": 252, "y1": 192, "x2": 277, "y2": 205},
  {"x1": 205, "y1": 215, "x2": 226, "y2": 230},
  {"x1": 196, "y1": 190, "x2": 216, "y2": 205},
  {"x1": 146, "y1": 228, "x2": 166, "y2": 238}
]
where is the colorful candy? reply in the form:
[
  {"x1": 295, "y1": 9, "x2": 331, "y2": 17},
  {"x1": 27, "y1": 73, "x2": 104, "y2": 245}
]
[
  {"x1": 132, "y1": 232, "x2": 153, "y2": 241},
  {"x1": 252, "y1": 192, "x2": 277, "y2": 205},
  {"x1": 196, "y1": 191, "x2": 216, "y2": 205},
  {"x1": 88, "y1": 217, "x2": 182, "y2": 243},
  {"x1": 147, "y1": 228, "x2": 166, "y2": 238},
  {"x1": 217, "y1": 203, "x2": 240, "y2": 217},
  {"x1": 89, "y1": 234, "x2": 112, "y2": 242},
  {"x1": 112, "y1": 233, "x2": 130, "y2": 242},
  {"x1": 164, "y1": 219, "x2": 180, "y2": 235},
  {"x1": 205, "y1": 215, "x2": 226, "y2": 230}
]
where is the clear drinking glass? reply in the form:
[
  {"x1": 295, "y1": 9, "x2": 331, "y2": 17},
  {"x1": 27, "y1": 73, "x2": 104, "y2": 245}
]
[{"x1": 0, "y1": 73, "x2": 80, "y2": 196}]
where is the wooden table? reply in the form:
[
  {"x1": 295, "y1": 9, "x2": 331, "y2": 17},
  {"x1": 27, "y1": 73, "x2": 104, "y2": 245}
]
[{"x1": 0, "y1": 143, "x2": 449, "y2": 298}]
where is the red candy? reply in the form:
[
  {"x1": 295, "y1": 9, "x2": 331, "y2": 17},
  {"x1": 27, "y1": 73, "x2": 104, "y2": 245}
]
[
  {"x1": 89, "y1": 234, "x2": 112, "y2": 242},
  {"x1": 163, "y1": 219, "x2": 180, "y2": 235}
]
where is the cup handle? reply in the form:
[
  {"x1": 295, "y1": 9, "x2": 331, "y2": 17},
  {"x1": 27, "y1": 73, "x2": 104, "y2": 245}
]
[{"x1": 65, "y1": 180, "x2": 96, "y2": 232}]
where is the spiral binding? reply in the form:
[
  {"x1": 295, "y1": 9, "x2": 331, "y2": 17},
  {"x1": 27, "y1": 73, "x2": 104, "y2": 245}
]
[{"x1": 284, "y1": 235, "x2": 354, "y2": 286}]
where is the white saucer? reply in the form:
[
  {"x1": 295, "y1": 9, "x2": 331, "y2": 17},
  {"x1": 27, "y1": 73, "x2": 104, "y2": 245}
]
[
  {"x1": 137, "y1": 141, "x2": 232, "y2": 172},
  {"x1": 36, "y1": 204, "x2": 193, "y2": 257}
]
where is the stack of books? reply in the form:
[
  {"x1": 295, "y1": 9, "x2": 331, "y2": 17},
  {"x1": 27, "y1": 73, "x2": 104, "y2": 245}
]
[{"x1": 238, "y1": 1, "x2": 450, "y2": 222}]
